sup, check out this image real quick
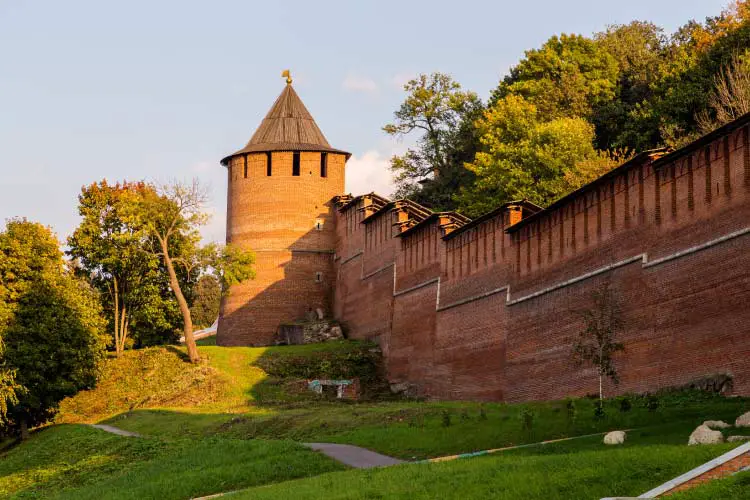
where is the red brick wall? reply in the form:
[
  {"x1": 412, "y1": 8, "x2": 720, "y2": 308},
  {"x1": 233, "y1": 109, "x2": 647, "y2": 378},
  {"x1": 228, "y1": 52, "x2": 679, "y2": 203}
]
[{"x1": 332, "y1": 122, "x2": 750, "y2": 402}]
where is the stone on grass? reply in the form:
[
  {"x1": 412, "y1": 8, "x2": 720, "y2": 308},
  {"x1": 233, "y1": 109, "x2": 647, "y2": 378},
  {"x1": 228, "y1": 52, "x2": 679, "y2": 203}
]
[
  {"x1": 603, "y1": 430, "x2": 627, "y2": 445},
  {"x1": 736, "y1": 411, "x2": 750, "y2": 428},
  {"x1": 703, "y1": 420, "x2": 731, "y2": 429},
  {"x1": 727, "y1": 435, "x2": 750, "y2": 443},
  {"x1": 688, "y1": 424, "x2": 724, "y2": 445}
]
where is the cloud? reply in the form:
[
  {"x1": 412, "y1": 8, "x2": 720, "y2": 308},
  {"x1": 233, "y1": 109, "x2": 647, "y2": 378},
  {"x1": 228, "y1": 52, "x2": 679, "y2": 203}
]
[
  {"x1": 342, "y1": 74, "x2": 378, "y2": 94},
  {"x1": 390, "y1": 72, "x2": 416, "y2": 91},
  {"x1": 345, "y1": 150, "x2": 395, "y2": 197}
]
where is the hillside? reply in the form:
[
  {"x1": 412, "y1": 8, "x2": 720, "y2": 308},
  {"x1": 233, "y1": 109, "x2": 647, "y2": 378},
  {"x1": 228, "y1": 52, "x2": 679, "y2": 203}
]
[{"x1": 1, "y1": 342, "x2": 748, "y2": 499}]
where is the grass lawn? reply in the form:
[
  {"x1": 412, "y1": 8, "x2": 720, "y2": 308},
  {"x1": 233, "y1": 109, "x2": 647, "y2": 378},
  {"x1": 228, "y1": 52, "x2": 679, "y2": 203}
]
[
  {"x1": 104, "y1": 391, "x2": 750, "y2": 460},
  {"x1": 0, "y1": 424, "x2": 343, "y2": 500},
  {"x1": 230, "y1": 440, "x2": 737, "y2": 499}
]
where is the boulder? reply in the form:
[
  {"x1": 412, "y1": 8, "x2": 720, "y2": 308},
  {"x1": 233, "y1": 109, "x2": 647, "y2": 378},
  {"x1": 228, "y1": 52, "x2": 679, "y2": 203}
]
[
  {"x1": 727, "y1": 435, "x2": 750, "y2": 443},
  {"x1": 736, "y1": 411, "x2": 750, "y2": 428},
  {"x1": 703, "y1": 420, "x2": 731, "y2": 429},
  {"x1": 329, "y1": 326, "x2": 343, "y2": 339},
  {"x1": 603, "y1": 430, "x2": 626, "y2": 445},
  {"x1": 688, "y1": 424, "x2": 725, "y2": 445}
]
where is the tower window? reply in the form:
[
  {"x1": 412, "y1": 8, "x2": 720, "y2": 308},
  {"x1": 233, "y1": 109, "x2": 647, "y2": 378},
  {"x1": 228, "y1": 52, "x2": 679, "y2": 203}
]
[
  {"x1": 243, "y1": 155, "x2": 248, "y2": 178},
  {"x1": 320, "y1": 153, "x2": 328, "y2": 178},
  {"x1": 293, "y1": 152, "x2": 300, "y2": 176},
  {"x1": 315, "y1": 272, "x2": 322, "y2": 283},
  {"x1": 266, "y1": 152, "x2": 272, "y2": 176},
  {"x1": 315, "y1": 218, "x2": 324, "y2": 231}
]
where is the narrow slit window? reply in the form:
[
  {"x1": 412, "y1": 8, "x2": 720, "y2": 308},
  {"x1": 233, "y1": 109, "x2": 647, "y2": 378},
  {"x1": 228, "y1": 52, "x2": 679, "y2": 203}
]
[
  {"x1": 315, "y1": 271, "x2": 322, "y2": 283},
  {"x1": 293, "y1": 152, "x2": 301, "y2": 176},
  {"x1": 243, "y1": 155, "x2": 248, "y2": 178},
  {"x1": 320, "y1": 152, "x2": 328, "y2": 178},
  {"x1": 266, "y1": 152, "x2": 272, "y2": 176}
]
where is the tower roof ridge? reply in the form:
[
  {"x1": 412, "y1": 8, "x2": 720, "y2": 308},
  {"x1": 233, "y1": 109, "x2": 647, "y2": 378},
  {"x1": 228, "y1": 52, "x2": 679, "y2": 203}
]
[{"x1": 221, "y1": 84, "x2": 350, "y2": 165}]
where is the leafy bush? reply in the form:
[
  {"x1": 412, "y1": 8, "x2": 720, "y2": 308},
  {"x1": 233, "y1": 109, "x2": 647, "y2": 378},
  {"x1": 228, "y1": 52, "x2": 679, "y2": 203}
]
[{"x1": 254, "y1": 341, "x2": 382, "y2": 384}]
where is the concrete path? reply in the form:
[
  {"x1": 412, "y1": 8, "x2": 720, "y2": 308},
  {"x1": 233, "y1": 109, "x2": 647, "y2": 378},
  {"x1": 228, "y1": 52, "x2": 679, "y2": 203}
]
[
  {"x1": 304, "y1": 442, "x2": 404, "y2": 468},
  {"x1": 88, "y1": 424, "x2": 141, "y2": 437}
]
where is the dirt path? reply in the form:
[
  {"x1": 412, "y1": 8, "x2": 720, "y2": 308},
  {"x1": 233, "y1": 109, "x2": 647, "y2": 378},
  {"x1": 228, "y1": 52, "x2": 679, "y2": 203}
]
[
  {"x1": 88, "y1": 424, "x2": 141, "y2": 437},
  {"x1": 304, "y1": 442, "x2": 404, "y2": 468}
]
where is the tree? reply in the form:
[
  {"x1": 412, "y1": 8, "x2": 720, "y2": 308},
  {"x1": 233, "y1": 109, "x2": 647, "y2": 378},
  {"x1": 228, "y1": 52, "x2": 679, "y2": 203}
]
[
  {"x1": 131, "y1": 180, "x2": 255, "y2": 363},
  {"x1": 190, "y1": 275, "x2": 221, "y2": 330},
  {"x1": 384, "y1": 73, "x2": 483, "y2": 210},
  {"x1": 491, "y1": 33, "x2": 619, "y2": 120},
  {"x1": 592, "y1": 21, "x2": 669, "y2": 151},
  {"x1": 572, "y1": 284, "x2": 625, "y2": 402},
  {"x1": 68, "y1": 181, "x2": 172, "y2": 356},
  {"x1": 457, "y1": 95, "x2": 623, "y2": 216},
  {"x1": 696, "y1": 49, "x2": 750, "y2": 133},
  {"x1": 0, "y1": 219, "x2": 107, "y2": 438}
]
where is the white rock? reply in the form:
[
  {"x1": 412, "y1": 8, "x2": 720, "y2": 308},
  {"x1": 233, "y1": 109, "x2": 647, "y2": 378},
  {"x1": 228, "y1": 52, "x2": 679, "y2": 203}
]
[
  {"x1": 703, "y1": 420, "x2": 731, "y2": 429},
  {"x1": 688, "y1": 424, "x2": 725, "y2": 445},
  {"x1": 727, "y1": 435, "x2": 750, "y2": 443},
  {"x1": 736, "y1": 411, "x2": 750, "y2": 428},
  {"x1": 603, "y1": 430, "x2": 627, "y2": 445}
]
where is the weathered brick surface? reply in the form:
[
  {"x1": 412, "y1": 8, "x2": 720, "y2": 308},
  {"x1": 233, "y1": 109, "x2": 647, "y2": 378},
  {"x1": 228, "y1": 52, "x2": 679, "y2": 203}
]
[{"x1": 331, "y1": 122, "x2": 750, "y2": 402}]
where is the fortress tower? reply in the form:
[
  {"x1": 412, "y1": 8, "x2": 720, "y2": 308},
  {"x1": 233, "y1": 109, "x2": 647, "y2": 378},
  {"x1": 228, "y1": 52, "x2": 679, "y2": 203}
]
[{"x1": 217, "y1": 75, "x2": 350, "y2": 346}]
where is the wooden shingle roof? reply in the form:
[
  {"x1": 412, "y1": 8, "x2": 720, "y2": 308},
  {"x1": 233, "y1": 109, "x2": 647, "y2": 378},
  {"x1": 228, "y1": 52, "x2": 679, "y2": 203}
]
[{"x1": 221, "y1": 83, "x2": 350, "y2": 165}]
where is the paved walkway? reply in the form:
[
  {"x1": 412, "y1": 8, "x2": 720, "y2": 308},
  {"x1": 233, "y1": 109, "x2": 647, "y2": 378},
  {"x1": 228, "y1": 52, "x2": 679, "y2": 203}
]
[
  {"x1": 304, "y1": 443, "x2": 404, "y2": 468},
  {"x1": 88, "y1": 424, "x2": 141, "y2": 437}
]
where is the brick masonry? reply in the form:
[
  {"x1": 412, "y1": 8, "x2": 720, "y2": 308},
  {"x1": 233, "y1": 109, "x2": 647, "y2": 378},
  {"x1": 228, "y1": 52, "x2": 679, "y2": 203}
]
[
  {"x1": 218, "y1": 96, "x2": 750, "y2": 402},
  {"x1": 332, "y1": 117, "x2": 750, "y2": 402}
]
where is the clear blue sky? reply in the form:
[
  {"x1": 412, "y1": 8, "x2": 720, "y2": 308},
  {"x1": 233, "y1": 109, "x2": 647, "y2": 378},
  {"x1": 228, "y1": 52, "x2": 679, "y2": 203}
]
[{"x1": 0, "y1": 0, "x2": 730, "y2": 243}]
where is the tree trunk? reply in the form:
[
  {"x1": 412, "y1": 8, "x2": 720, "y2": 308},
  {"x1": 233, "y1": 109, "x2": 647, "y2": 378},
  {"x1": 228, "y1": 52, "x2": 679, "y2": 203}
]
[
  {"x1": 159, "y1": 237, "x2": 199, "y2": 363},
  {"x1": 19, "y1": 419, "x2": 28, "y2": 441},
  {"x1": 118, "y1": 306, "x2": 127, "y2": 353},
  {"x1": 113, "y1": 278, "x2": 121, "y2": 357},
  {"x1": 599, "y1": 373, "x2": 603, "y2": 402}
]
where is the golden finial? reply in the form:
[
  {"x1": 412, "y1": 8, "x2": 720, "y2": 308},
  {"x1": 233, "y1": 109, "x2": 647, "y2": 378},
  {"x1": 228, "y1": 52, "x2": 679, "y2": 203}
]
[{"x1": 281, "y1": 69, "x2": 292, "y2": 85}]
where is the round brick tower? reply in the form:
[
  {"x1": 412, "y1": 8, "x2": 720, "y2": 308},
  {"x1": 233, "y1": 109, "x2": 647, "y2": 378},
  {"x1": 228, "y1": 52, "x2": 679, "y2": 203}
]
[{"x1": 217, "y1": 77, "x2": 350, "y2": 346}]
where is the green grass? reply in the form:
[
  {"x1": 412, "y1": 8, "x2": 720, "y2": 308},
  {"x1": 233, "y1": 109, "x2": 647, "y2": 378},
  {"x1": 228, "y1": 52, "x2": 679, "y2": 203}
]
[
  {"x1": 0, "y1": 424, "x2": 343, "y2": 500},
  {"x1": 229, "y1": 441, "x2": 736, "y2": 499},
  {"x1": 104, "y1": 392, "x2": 750, "y2": 460},
  {"x1": 670, "y1": 470, "x2": 750, "y2": 499}
]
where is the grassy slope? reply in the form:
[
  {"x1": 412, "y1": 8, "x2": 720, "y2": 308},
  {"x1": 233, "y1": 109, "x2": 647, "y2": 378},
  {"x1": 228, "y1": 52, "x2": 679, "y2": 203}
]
[
  {"x1": 231, "y1": 440, "x2": 736, "y2": 500},
  {"x1": 104, "y1": 392, "x2": 750, "y2": 460},
  {"x1": 8, "y1": 343, "x2": 747, "y2": 499},
  {"x1": 0, "y1": 424, "x2": 343, "y2": 500}
]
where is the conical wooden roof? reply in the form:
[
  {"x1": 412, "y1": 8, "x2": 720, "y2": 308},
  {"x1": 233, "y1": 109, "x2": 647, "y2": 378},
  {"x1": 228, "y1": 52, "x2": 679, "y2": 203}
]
[{"x1": 221, "y1": 84, "x2": 350, "y2": 165}]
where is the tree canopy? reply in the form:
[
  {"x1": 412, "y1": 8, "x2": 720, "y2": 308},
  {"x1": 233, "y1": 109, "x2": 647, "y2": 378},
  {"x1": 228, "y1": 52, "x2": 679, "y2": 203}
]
[
  {"x1": 0, "y1": 220, "x2": 107, "y2": 437},
  {"x1": 387, "y1": 1, "x2": 750, "y2": 218}
]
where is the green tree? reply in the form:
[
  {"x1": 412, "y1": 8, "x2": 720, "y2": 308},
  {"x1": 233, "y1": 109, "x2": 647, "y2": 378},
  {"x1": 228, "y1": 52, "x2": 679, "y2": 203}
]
[
  {"x1": 592, "y1": 21, "x2": 669, "y2": 151},
  {"x1": 68, "y1": 181, "x2": 182, "y2": 355},
  {"x1": 457, "y1": 95, "x2": 622, "y2": 216},
  {"x1": 0, "y1": 219, "x2": 107, "y2": 438},
  {"x1": 492, "y1": 33, "x2": 618, "y2": 120},
  {"x1": 384, "y1": 73, "x2": 483, "y2": 210},
  {"x1": 572, "y1": 283, "x2": 625, "y2": 402},
  {"x1": 190, "y1": 275, "x2": 221, "y2": 330}
]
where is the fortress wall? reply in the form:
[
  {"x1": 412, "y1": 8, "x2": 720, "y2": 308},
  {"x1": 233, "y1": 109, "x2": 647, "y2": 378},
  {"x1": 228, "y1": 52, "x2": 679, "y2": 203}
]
[{"x1": 332, "y1": 118, "x2": 750, "y2": 401}]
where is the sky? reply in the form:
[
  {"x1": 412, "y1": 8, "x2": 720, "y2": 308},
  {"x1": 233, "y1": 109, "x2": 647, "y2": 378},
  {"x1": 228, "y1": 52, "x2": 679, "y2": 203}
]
[{"x1": 0, "y1": 0, "x2": 731, "y2": 244}]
